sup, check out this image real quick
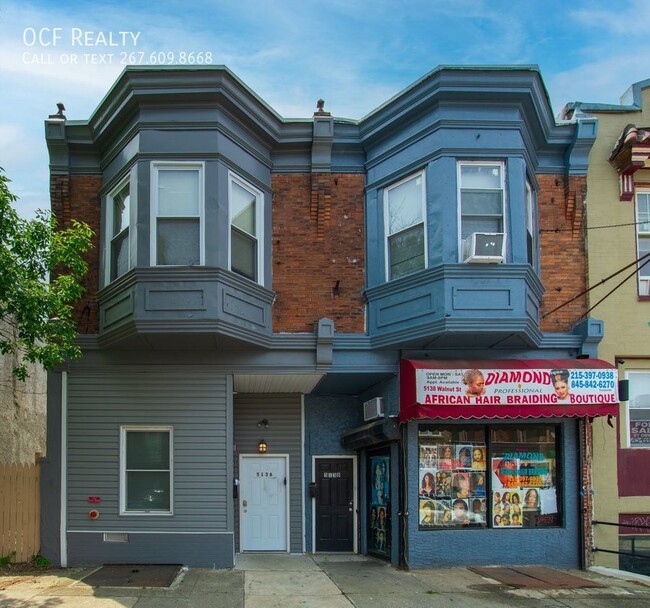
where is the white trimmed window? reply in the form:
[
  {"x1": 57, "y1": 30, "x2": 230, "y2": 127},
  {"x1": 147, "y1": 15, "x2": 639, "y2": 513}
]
[
  {"x1": 229, "y1": 172, "x2": 263, "y2": 283},
  {"x1": 151, "y1": 163, "x2": 204, "y2": 266},
  {"x1": 120, "y1": 426, "x2": 173, "y2": 514},
  {"x1": 525, "y1": 180, "x2": 536, "y2": 267},
  {"x1": 384, "y1": 171, "x2": 427, "y2": 280},
  {"x1": 626, "y1": 372, "x2": 650, "y2": 448},
  {"x1": 636, "y1": 192, "x2": 650, "y2": 296},
  {"x1": 108, "y1": 179, "x2": 131, "y2": 282},
  {"x1": 458, "y1": 161, "x2": 505, "y2": 252}
]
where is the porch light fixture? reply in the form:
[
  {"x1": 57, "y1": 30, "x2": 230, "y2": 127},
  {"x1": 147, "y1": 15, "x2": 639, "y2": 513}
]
[
  {"x1": 258, "y1": 439, "x2": 268, "y2": 454},
  {"x1": 257, "y1": 418, "x2": 269, "y2": 428}
]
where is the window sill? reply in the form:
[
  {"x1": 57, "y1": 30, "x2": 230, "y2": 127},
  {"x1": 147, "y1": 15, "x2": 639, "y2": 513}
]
[
  {"x1": 119, "y1": 511, "x2": 174, "y2": 516},
  {"x1": 638, "y1": 296, "x2": 650, "y2": 302}
]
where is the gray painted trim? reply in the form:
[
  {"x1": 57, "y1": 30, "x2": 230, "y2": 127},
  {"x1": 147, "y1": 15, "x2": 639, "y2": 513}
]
[
  {"x1": 60, "y1": 371, "x2": 68, "y2": 567},
  {"x1": 67, "y1": 531, "x2": 235, "y2": 568},
  {"x1": 226, "y1": 374, "x2": 234, "y2": 539},
  {"x1": 41, "y1": 371, "x2": 63, "y2": 565}
]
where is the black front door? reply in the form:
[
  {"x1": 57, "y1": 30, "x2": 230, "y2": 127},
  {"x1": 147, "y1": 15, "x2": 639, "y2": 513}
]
[{"x1": 315, "y1": 458, "x2": 354, "y2": 552}]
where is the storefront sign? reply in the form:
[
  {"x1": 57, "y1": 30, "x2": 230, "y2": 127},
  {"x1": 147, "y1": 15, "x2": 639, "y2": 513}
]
[
  {"x1": 400, "y1": 359, "x2": 620, "y2": 421},
  {"x1": 415, "y1": 367, "x2": 617, "y2": 406},
  {"x1": 619, "y1": 513, "x2": 650, "y2": 535}
]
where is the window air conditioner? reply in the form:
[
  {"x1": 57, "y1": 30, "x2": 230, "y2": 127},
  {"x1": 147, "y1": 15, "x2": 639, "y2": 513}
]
[
  {"x1": 363, "y1": 397, "x2": 385, "y2": 422},
  {"x1": 462, "y1": 232, "x2": 506, "y2": 263}
]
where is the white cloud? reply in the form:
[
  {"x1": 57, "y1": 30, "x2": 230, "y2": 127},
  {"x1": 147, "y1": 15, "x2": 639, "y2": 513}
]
[
  {"x1": 547, "y1": 55, "x2": 649, "y2": 111},
  {"x1": 570, "y1": 0, "x2": 650, "y2": 35}
]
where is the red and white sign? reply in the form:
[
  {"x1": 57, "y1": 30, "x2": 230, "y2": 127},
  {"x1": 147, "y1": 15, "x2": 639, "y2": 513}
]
[
  {"x1": 400, "y1": 359, "x2": 619, "y2": 421},
  {"x1": 415, "y1": 367, "x2": 618, "y2": 406}
]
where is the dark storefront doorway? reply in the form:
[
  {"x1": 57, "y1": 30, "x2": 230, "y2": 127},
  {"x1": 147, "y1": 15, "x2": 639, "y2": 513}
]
[{"x1": 315, "y1": 457, "x2": 354, "y2": 551}]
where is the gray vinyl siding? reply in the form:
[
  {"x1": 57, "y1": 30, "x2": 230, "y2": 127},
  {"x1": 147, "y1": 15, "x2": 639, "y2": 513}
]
[
  {"x1": 67, "y1": 366, "x2": 229, "y2": 532},
  {"x1": 234, "y1": 394, "x2": 302, "y2": 552},
  {"x1": 67, "y1": 532, "x2": 234, "y2": 568}
]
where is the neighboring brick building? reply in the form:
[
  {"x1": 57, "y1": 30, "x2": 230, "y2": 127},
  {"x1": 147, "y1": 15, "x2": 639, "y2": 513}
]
[{"x1": 42, "y1": 65, "x2": 616, "y2": 570}]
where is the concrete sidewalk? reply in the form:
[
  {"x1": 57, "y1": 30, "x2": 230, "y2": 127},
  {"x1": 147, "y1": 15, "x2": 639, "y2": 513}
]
[{"x1": 1, "y1": 554, "x2": 650, "y2": 607}]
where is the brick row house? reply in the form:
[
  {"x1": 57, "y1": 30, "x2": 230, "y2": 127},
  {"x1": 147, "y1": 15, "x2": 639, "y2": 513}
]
[
  {"x1": 564, "y1": 80, "x2": 650, "y2": 575},
  {"x1": 42, "y1": 65, "x2": 619, "y2": 569}
]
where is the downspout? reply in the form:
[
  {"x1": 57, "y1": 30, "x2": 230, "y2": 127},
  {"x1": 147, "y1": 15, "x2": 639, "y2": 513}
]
[
  {"x1": 60, "y1": 371, "x2": 68, "y2": 567},
  {"x1": 399, "y1": 420, "x2": 408, "y2": 569}
]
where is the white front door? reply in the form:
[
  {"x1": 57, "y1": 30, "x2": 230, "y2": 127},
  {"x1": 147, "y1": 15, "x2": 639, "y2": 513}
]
[{"x1": 240, "y1": 455, "x2": 288, "y2": 551}]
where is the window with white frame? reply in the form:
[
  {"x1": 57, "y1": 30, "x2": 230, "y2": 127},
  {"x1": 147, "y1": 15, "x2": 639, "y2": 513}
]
[
  {"x1": 627, "y1": 372, "x2": 650, "y2": 447},
  {"x1": 120, "y1": 426, "x2": 173, "y2": 514},
  {"x1": 229, "y1": 173, "x2": 263, "y2": 282},
  {"x1": 458, "y1": 161, "x2": 505, "y2": 244},
  {"x1": 108, "y1": 179, "x2": 131, "y2": 282},
  {"x1": 152, "y1": 163, "x2": 203, "y2": 266},
  {"x1": 525, "y1": 180, "x2": 536, "y2": 267},
  {"x1": 636, "y1": 192, "x2": 650, "y2": 296},
  {"x1": 385, "y1": 171, "x2": 426, "y2": 280}
]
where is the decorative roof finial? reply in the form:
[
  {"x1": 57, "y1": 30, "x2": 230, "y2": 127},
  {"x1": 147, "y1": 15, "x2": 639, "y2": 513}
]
[
  {"x1": 48, "y1": 102, "x2": 66, "y2": 120},
  {"x1": 314, "y1": 98, "x2": 330, "y2": 117}
]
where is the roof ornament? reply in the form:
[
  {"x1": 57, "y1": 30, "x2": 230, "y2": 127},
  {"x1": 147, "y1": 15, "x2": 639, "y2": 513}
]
[
  {"x1": 48, "y1": 102, "x2": 66, "y2": 120},
  {"x1": 314, "y1": 98, "x2": 330, "y2": 117}
]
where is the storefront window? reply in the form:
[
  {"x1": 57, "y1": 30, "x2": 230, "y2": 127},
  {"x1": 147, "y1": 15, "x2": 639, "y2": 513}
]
[
  {"x1": 368, "y1": 451, "x2": 391, "y2": 557},
  {"x1": 490, "y1": 425, "x2": 560, "y2": 528},
  {"x1": 418, "y1": 424, "x2": 560, "y2": 529},
  {"x1": 418, "y1": 426, "x2": 487, "y2": 529}
]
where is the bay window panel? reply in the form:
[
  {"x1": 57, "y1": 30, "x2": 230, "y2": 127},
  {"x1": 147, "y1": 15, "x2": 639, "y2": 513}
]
[
  {"x1": 459, "y1": 162, "x2": 505, "y2": 252},
  {"x1": 460, "y1": 165, "x2": 501, "y2": 189},
  {"x1": 461, "y1": 218, "x2": 501, "y2": 239},
  {"x1": 112, "y1": 185, "x2": 130, "y2": 236},
  {"x1": 229, "y1": 173, "x2": 262, "y2": 282},
  {"x1": 111, "y1": 232, "x2": 129, "y2": 280},
  {"x1": 461, "y1": 191, "x2": 503, "y2": 215},
  {"x1": 389, "y1": 225, "x2": 425, "y2": 279},
  {"x1": 231, "y1": 181, "x2": 257, "y2": 235},
  {"x1": 157, "y1": 218, "x2": 200, "y2": 265},
  {"x1": 157, "y1": 170, "x2": 199, "y2": 216},
  {"x1": 231, "y1": 227, "x2": 256, "y2": 280},
  {"x1": 385, "y1": 172, "x2": 426, "y2": 280},
  {"x1": 109, "y1": 181, "x2": 130, "y2": 281},
  {"x1": 388, "y1": 176, "x2": 423, "y2": 234}
]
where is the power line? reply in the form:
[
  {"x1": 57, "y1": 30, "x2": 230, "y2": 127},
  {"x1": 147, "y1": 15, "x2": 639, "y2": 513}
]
[
  {"x1": 580, "y1": 256, "x2": 650, "y2": 319},
  {"x1": 542, "y1": 251, "x2": 650, "y2": 319},
  {"x1": 540, "y1": 220, "x2": 648, "y2": 233}
]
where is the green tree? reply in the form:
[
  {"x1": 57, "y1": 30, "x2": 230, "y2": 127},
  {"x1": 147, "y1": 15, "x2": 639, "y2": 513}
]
[{"x1": 0, "y1": 168, "x2": 93, "y2": 380}]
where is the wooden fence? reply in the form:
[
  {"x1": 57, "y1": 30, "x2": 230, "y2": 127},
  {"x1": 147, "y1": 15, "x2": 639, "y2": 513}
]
[{"x1": 0, "y1": 456, "x2": 41, "y2": 562}]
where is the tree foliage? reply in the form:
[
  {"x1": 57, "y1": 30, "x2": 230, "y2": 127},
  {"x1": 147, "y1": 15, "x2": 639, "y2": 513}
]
[{"x1": 0, "y1": 168, "x2": 93, "y2": 380}]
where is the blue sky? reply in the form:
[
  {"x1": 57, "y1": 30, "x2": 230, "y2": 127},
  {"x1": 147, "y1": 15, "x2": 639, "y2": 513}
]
[{"x1": 1, "y1": 0, "x2": 648, "y2": 218}]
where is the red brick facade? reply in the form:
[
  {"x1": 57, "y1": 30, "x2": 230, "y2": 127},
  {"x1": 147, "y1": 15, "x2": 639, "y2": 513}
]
[
  {"x1": 272, "y1": 173, "x2": 366, "y2": 333},
  {"x1": 538, "y1": 174, "x2": 588, "y2": 332},
  {"x1": 52, "y1": 170, "x2": 588, "y2": 338},
  {"x1": 50, "y1": 174, "x2": 102, "y2": 335}
]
